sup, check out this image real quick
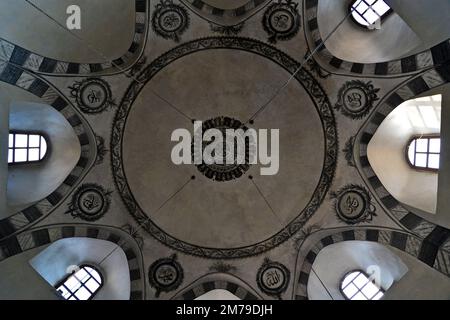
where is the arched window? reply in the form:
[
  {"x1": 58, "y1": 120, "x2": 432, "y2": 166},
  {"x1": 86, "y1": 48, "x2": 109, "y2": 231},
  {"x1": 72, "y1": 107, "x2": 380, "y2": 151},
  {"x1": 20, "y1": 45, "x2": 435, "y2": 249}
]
[
  {"x1": 340, "y1": 270, "x2": 384, "y2": 300},
  {"x1": 350, "y1": 0, "x2": 392, "y2": 28},
  {"x1": 8, "y1": 132, "x2": 48, "y2": 164},
  {"x1": 407, "y1": 136, "x2": 440, "y2": 171},
  {"x1": 56, "y1": 265, "x2": 103, "y2": 300}
]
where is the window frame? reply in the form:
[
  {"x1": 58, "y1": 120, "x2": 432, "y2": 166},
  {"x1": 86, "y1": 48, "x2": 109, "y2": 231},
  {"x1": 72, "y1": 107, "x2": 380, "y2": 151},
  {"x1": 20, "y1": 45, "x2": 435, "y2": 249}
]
[
  {"x1": 349, "y1": 0, "x2": 393, "y2": 29},
  {"x1": 406, "y1": 134, "x2": 440, "y2": 172},
  {"x1": 55, "y1": 264, "x2": 104, "y2": 301},
  {"x1": 340, "y1": 270, "x2": 385, "y2": 300},
  {"x1": 8, "y1": 131, "x2": 50, "y2": 166}
]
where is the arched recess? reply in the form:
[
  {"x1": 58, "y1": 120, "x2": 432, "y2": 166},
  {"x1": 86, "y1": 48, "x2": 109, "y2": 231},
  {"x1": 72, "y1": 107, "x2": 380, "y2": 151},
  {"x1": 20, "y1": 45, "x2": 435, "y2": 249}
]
[
  {"x1": 181, "y1": 0, "x2": 270, "y2": 26},
  {"x1": 294, "y1": 228, "x2": 450, "y2": 300},
  {"x1": 367, "y1": 95, "x2": 441, "y2": 215},
  {"x1": 172, "y1": 273, "x2": 261, "y2": 300},
  {"x1": 0, "y1": 0, "x2": 148, "y2": 76},
  {"x1": 0, "y1": 68, "x2": 95, "y2": 240},
  {"x1": 7, "y1": 102, "x2": 81, "y2": 216},
  {"x1": 356, "y1": 67, "x2": 450, "y2": 238},
  {"x1": 30, "y1": 238, "x2": 130, "y2": 300},
  {"x1": 0, "y1": 225, "x2": 145, "y2": 300},
  {"x1": 304, "y1": 0, "x2": 450, "y2": 76}
]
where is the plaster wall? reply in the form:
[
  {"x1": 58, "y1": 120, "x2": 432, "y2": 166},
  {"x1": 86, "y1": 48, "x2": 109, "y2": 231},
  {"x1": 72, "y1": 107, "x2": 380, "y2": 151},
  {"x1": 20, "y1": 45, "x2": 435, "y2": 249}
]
[
  {"x1": 0, "y1": 0, "x2": 135, "y2": 63},
  {"x1": 317, "y1": 0, "x2": 439, "y2": 63},
  {"x1": 385, "y1": 0, "x2": 450, "y2": 50},
  {"x1": 30, "y1": 238, "x2": 131, "y2": 300},
  {"x1": 307, "y1": 241, "x2": 408, "y2": 300},
  {"x1": 368, "y1": 97, "x2": 441, "y2": 215},
  {"x1": 6, "y1": 102, "x2": 81, "y2": 216},
  {"x1": 0, "y1": 89, "x2": 10, "y2": 217}
]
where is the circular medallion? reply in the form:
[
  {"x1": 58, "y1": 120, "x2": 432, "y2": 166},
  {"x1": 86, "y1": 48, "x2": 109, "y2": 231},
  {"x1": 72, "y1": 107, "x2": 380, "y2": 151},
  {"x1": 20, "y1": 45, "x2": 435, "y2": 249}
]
[
  {"x1": 69, "y1": 78, "x2": 115, "y2": 114},
  {"x1": 193, "y1": 116, "x2": 253, "y2": 182},
  {"x1": 152, "y1": 0, "x2": 190, "y2": 42},
  {"x1": 257, "y1": 259, "x2": 290, "y2": 297},
  {"x1": 262, "y1": 0, "x2": 301, "y2": 43},
  {"x1": 148, "y1": 255, "x2": 184, "y2": 297},
  {"x1": 335, "y1": 80, "x2": 380, "y2": 119},
  {"x1": 66, "y1": 184, "x2": 111, "y2": 221},
  {"x1": 111, "y1": 37, "x2": 338, "y2": 259},
  {"x1": 331, "y1": 184, "x2": 377, "y2": 224}
]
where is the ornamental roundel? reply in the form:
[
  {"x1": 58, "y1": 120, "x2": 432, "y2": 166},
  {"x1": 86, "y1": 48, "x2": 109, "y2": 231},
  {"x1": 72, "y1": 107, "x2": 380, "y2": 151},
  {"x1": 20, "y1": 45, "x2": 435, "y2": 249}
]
[
  {"x1": 69, "y1": 78, "x2": 115, "y2": 114},
  {"x1": 148, "y1": 254, "x2": 184, "y2": 297},
  {"x1": 257, "y1": 258, "x2": 290, "y2": 297},
  {"x1": 331, "y1": 184, "x2": 377, "y2": 224},
  {"x1": 335, "y1": 80, "x2": 380, "y2": 119},
  {"x1": 66, "y1": 183, "x2": 112, "y2": 221},
  {"x1": 262, "y1": 0, "x2": 301, "y2": 44},
  {"x1": 152, "y1": 0, "x2": 190, "y2": 42}
]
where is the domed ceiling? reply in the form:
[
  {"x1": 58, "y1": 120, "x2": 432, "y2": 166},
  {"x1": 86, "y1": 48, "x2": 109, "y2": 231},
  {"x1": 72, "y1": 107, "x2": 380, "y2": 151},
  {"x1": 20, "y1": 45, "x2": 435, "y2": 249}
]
[{"x1": 0, "y1": 0, "x2": 449, "y2": 300}]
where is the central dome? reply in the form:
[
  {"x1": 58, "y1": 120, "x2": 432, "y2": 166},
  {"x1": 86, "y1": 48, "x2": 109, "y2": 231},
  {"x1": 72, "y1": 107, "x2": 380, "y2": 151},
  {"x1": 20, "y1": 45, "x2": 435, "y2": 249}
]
[{"x1": 112, "y1": 38, "x2": 337, "y2": 258}]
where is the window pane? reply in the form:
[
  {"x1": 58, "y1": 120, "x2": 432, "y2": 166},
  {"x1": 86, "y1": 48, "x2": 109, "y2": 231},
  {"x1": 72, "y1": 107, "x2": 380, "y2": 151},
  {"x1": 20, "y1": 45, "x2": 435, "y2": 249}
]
[
  {"x1": 343, "y1": 283, "x2": 359, "y2": 298},
  {"x1": 15, "y1": 134, "x2": 28, "y2": 148},
  {"x1": 57, "y1": 286, "x2": 71, "y2": 299},
  {"x1": 352, "y1": 292, "x2": 368, "y2": 300},
  {"x1": 74, "y1": 268, "x2": 89, "y2": 283},
  {"x1": 8, "y1": 149, "x2": 13, "y2": 163},
  {"x1": 415, "y1": 153, "x2": 427, "y2": 167},
  {"x1": 372, "y1": 0, "x2": 390, "y2": 16},
  {"x1": 372, "y1": 292, "x2": 384, "y2": 300},
  {"x1": 342, "y1": 271, "x2": 360, "y2": 288},
  {"x1": 28, "y1": 135, "x2": 40, "y2": 147},
  {"x1": 355, "y1": 1, "x2": 369, "y2": 13},
  {"x1": 74, "y1": 287, "x2": 91, "y2": 300},
  {"x1": 415, "y1": 139, "x2": 428, "y2": 152},
  {"x1": 85, "y1": 278, "x2": 100, "y2": 292},
  {"x1": 28, "y1": 148, "x2": 40, "y2": 161},
  {"x1": 363, "y1": 9, "x2": 380, "y2": 24},
  {"x1": 352, "y1": 11, "x2": 369, "y2": 26},
  {"x1": 361, "y1": 281, "x2": 380, "y2": 299},
  {"x1": 8, "y1": 134, "x2": 13, "y2": 148},
  {"x1": 408, "y1": 142, "x2": 415, "y2": 164},
  {"x1": 353, "y1": 273, "x2": 369, "y2": 288},
  {"x1": 428, "y1": 154, "x2": 440, "y2": 169},
  {"x1": 429, "y1": 138, "x2": 440, "y2": 153},
  {"x1": 64, "y1": 276, "x2": 82, "y2": 292},
  {"x1": 14, "y1": 149, "x2": 27, "y2": 162},
  {"x1": 40, "y1": 137, "x2": 47, "y2": 159}
]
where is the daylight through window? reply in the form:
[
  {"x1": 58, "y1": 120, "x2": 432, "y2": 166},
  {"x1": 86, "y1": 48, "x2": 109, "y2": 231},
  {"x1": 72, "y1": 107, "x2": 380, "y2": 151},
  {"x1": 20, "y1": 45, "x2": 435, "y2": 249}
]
[
  {"x1": 341, "y1": 270, "x2": 384, "y2": 300},
  {"x1": 8, "y1": 133, "x2": 47, "y2": 164},
  {"x1": 351, "y1": 0, "x2": 391, "y2": 27},
  {"x1": 56, "y1": 265, "x2": 103, "y2": 300},
  {"x1": 407, "y1": 136, "x2": 440, "y2": 170}
]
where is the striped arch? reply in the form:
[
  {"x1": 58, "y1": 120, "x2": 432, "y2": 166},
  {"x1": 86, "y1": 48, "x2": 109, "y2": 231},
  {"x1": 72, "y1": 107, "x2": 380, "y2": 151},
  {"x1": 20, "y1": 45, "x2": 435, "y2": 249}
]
[
  {"x1": 173, "y1": 277, "x2": 260, "y2": 300},
  {"x1": 294, "y1": 228, "x2": 450, "y2": 300},
  {"x1": 304, "y1": 0, "x2": 450, "y2": 76},
  {"x1": 181, "y1": 0, "x2": 270, "y2": 25},
  {"x1": 356, "y1": 67, "x2": 450, "y2": 251},
  {"x1": 0, "y1": 66, "x2": 95, "y2": 240},
  {"x1": 0, "y1": 0, "x2": 148, "y2": 76},
  {"x1": 0, "y1": 224, "x2": 145, "y2": 300}
]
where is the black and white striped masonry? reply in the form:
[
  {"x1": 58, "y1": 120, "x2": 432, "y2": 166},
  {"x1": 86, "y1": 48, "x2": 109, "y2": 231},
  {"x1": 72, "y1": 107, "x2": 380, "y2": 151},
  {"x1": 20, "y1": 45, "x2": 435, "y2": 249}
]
[
  {"x1": 0, "y1": 225, "x2": 145, "y2": 299},
  {"x1": 0, "y1": 0, "x2": 148, "y2": 76},
  {"x1": 304, "y1": 0, "x2": 450, "y2": 76},
  {"x1": 0, "y1": 65, "x2": 95, "y2": 240},
  {"x1": 295, "y1": 228, "x2": 450, "y2": 299},
  {"x1": 356, "y1": 66, "x2": 450, "y2": 254}
]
